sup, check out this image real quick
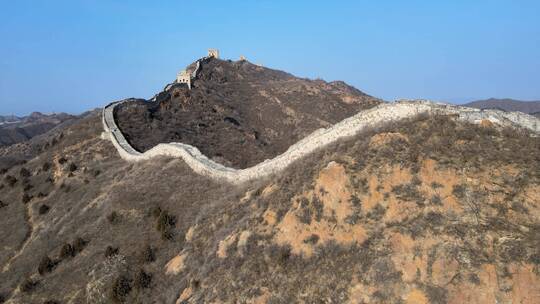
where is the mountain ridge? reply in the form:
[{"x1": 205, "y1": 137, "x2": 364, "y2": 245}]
[
  {"x1": 463, "y1": 98, "x2": 540, "y2": 114},
  {"x1": 115, "y1": 57, "x2": 382, "y2": 168},
  {"x1": 0, "y1": 112, "x2": 75, "y2": 148}
]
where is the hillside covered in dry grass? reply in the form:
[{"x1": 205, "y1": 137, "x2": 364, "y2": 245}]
[{"x1": 0, "y1": 109, "x2": 539, "y2": 303}]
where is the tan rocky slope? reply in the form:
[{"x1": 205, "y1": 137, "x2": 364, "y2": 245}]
[{"x1": 0, "y1": 111, "x2": 539, "y2": 303}]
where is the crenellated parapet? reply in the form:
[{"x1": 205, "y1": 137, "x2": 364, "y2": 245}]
[
  {"x1": 175, "y1": 49, "x2": 218, "y2": 90},
  {"x1": 102, "y1": 99, "x2": 540, "y2": 185},
  {"x1": 176, "y1": 70, "x2": 191, "y2": 89}
]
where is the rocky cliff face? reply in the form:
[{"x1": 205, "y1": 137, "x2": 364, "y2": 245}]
[
  {"x1": 0, "y1": 110, "x2": 539, "y2": 303},
  {"x1": 114, "y1": 58, "x2": 382, "y2": 168}
]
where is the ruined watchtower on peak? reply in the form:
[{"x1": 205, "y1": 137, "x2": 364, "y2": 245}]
[
  {"x1": 208, "y1": 49, "x2": 219, "y2": 59},
  {"x1": 176, "y1": 69, "x2": 191, "y2": 89}
]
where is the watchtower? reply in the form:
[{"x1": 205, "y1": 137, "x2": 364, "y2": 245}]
[
  {"x1": 208, "y1": 49, "x2": 219, "y2": 59},
  {"x1": 176, "y1": 69, "x2": 191, "y2": 89}
]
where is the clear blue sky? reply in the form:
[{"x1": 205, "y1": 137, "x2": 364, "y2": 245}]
[{"x1": 1, "y1": 0, "x2": 539, "y2": 115}]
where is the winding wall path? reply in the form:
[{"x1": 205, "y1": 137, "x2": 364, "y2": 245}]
[{"x1": 102, "y1": 99, "x2": 539, "y2": 185}]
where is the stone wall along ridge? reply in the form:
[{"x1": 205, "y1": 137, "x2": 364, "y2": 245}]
[{"x1": 102, "y1": 98, "x2": 540, "y2": 185}]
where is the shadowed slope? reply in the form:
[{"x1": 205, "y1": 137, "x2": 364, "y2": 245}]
[{"x1": 115, "y1": 58, "x2": 381, "y2": 168}]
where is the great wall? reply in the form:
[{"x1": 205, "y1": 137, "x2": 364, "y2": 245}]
[{"x1": 102, "y1": 51, "x2": 540, "y2": 185}]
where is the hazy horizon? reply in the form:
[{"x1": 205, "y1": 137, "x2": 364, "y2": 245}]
[{"x1": 1, "y1": 1, "x2": 539, "y2": 116}]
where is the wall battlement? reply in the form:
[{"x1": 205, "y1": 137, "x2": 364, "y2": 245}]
[
  {"x1": 175, "y1": 49, "x2": 217, "y2": 89},
  {"x1": 102, "y1": 95, "x2": 540, "y2": 185},
  {"x1": 176, "y1": 70, "x2": 191, "y2": 89},
  {"x1": 208, "y1": 49, "x2": 219, "y2": 58}
]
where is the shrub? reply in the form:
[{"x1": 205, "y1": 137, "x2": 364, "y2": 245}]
[
  {"x1": 59, "y1": 237, "x2": 88, "y2": 259},
  {"x1": 303, "y1": 234, "x2": 320, "y2": 244},
  {"x1": 68, "y1": 163, "x2": 77, "y2": 172},
  {"x1": 59, "y1": 183, "x2": 70, "y2": 192},
  {"x1": 0, "y1": 293, "x2": 4, "y2": 303},
  {"x1": 39, "y1": 204, "x2": 50, "y2": 215},
  {"x1": 20, "y1": 278, "x2": 38, "y2": 293},
  {"x1": 311, "y1": 197, "x2": 324, "y2": 221},
  {"x1": 296, "y1": 205, "x2": 312, "y2": 224},
  {"x1": 73, "y1": 237, "x2": 88, "y2": 253},
  {"x1": 367, "y1": 204, "x2": 386, "y2": 221},
  {"x1": 150, "y1": 206, "x2": 161, "y2": 218},
  {"x1": 134, "y1": 269, "x2": 152, "y2": 289},
  {"x1": 0, "y1": 168, "x2": 7, "y2": 175},
  {"x1": 430, "y1": 195, "x2": 442, "y2": 205},
  {"x1": 425, "y1": 211, "x2": 445, "y2": 228},
  {"x1": 392, "y1": 182, "x2": 423, "y2": 202},
  {"x1": 452, "y1": 184, "x2": 467, "y2": 199},
  {"x1": 529, "y1": 254, "x2": 540, "y2": 265},
  {"x1": 140, "y1": 245, "x2": 156, "y2": 263},
  {"x1": 344, "y1": 212, "x2": 362, "y2": 225},
  {"x1": 19, "y1": 167, "x2": 31, "y2": 178},
  {"x1": 110, "y1": 275, "x2": 132, "y2": 303},
  {"x1": 0, "y1": 200, "x2": 7, "y2": 209},
  {"x1": 22, "y1": 193, "x2": 32, "y2": 204},
  {"x1": 431, "y1": 182, "x2": 443, "y2": 189},
  {"x1": 267, "y1": 244, "x2": 292, "y2": 267},
  {"x1": 58, "y1": 157, "x2": 67, "y2": 164},
  {"x1": 105, "y1": 246, "x2": 119, "y2": 258},
  {"x1": 59, "y1": 243, "x2": 75, "y2": 259},
  {"x1": 350, "y1": 195, "x2": 361, "y2": 207},
  {"x1": 295, "y1": 196, "x2": 324, "y2": 225},
  {"x1": 425, "y1": 285, "x2": 448, "y2": 304},
  {"x1": 42, "y1": 162, "x2": 51, "y2": 172},
  {"x1": 21, "y1": 179, "x2": 33, "y2": 191},
  {"x1": 107, "y1": 211, "x2": 120, "y2": 224},
  {"x1": 156, "y1": 210, "x2": 176, "y2": 240},
  {"x1": 38, "y1": 256, "x2": 56, "y2": 275},
  {"x1": 468, "y1": 273, "x2": 480, "y2": 285},
  {"x1": 43, "y1": 300, "x2": 60, "y2": 304},
  {"x1": 4, "y1": 175, "x2": 17, "y2": 187}
]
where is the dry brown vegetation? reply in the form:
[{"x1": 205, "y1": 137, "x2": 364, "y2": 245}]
[
  {"x1": 115, "y1": 58, "x2": 381, "y2": 168},
  {"x1": 0, "y1": 110, "x2": 538, "y2": 303}
]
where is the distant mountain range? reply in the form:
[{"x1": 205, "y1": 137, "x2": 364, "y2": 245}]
[
  {"x1": 463, "y1": 98, "x2": 540, "y2": 118},
  {"x1": 0, "y1": 115, "x2": 21, "y2": 125},
  {"x1": 0, "y1": 112, "x2": 75, "y2": 147}
]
